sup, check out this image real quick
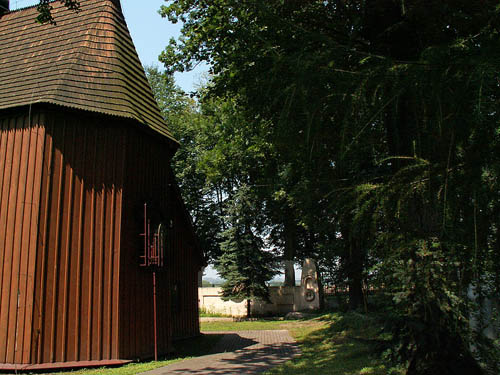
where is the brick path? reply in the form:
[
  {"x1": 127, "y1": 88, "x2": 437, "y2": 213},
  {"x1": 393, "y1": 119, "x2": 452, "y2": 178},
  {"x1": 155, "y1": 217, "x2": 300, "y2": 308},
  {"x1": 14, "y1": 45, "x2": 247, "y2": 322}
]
[{"x1": 140, "y1": 330, "x2": 301, "y2": 375}]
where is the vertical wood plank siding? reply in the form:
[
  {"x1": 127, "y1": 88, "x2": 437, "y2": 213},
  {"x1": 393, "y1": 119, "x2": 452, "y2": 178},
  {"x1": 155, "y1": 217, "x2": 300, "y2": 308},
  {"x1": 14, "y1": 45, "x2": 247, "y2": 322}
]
[
  {"x1": 0, "y1": 109, "x2": 123, "y2": 365},
  {"x1": 0, "y1": 113, "x2": 45, "y2": 365},
  {"x1": 119, "y1": 128, "x2": 200, "y2": 359},
  {"x1": 119, "y1": 127, "x2": 172, "y2": 359},
  {"x1": 0, "y1": 108, "x2": 201, "y2": 366},
  {"x1": 169, "y1": 179, "x2": 201, "y2": 340}
]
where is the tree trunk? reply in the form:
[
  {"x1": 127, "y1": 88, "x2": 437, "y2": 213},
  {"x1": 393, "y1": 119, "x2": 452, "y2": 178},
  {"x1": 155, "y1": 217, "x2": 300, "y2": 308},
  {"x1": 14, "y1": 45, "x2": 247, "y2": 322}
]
[
  {"x1": 283, "y1": 215, "x2": 296, "y2": 286},
  {"x1": 341, "y1": 226, "x2": 364, "y2": 311},
  {"x1": 348, "y1": 253, "x2": 364, "y2": 311},
  {"x1": 496, "y1": 215, "x2": 500, "y2": 294},
  {"x1": 246, "y1": 299, "x2": 251, "y2": 318},
  {"x1": 317, "y1": 268, "x2": 325, "y2": 310},
  {"x1": 283, "y1": 260, "x2": 295, "y2": 287}
]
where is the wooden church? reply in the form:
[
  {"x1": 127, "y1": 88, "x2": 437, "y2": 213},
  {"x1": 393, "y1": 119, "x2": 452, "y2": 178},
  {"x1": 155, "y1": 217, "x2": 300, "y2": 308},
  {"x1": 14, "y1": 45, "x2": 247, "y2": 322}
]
[{"x1": 0, "y1": 0, "x2": 204, "y2": 370}]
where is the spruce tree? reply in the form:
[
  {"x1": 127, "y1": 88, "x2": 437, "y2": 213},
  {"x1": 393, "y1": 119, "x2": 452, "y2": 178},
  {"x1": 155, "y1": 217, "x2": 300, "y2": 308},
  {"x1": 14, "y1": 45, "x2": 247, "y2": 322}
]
[{"x1": 216, "y1": 185, "x2": 276, "y2": 317}]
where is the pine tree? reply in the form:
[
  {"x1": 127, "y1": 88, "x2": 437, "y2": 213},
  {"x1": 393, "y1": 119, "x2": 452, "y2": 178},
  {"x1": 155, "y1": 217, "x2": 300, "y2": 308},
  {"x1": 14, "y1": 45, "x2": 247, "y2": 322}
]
[{"x1": 216, "y1": 185, "x2": 276, "y2": 317}]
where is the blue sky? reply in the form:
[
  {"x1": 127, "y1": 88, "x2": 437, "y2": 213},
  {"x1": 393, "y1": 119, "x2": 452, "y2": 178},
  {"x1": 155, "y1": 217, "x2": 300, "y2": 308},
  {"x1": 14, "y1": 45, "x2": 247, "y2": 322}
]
[
  {"x1": 11, "y1": 0, "x2": 207, "y2": 92},
  {"x1": 120, "y1": 0, "x2": 208, "y2": 92}
]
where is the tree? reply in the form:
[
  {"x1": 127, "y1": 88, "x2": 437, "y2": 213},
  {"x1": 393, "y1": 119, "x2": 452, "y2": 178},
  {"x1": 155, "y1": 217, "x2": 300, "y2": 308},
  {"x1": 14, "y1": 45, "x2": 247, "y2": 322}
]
[
  {"x1": 160, "y1": 0, "x2": 500, "y2": 372},
  {"x1": 159, "y1": 0, "x2": 374, "y2": 306},
  {"x1": 215, "y1": 185, "x2": 276, "y2": 317},
  {"x1": 146, "y1": 66, "x2": 226, "y2": 263},
  {"x1": 146, "y1": 67, "x2": 276, "y2": 264},
  {"x1": 36, "y1": 0, "x2": 80, "y2": 24}
]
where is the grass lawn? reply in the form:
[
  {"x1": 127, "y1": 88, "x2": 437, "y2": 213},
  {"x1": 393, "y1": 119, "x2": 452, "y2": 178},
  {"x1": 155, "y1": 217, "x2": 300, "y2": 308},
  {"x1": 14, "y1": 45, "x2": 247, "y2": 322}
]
[
  {"x1": 198, "y1": 306, "x2": 232, "y2": 317},
  {"x1": 200, "y1": 318, "x2": 298, "y2": 331},
  {"x1": 49, "y1": 359, "x2": 181, "y2": 375},
  {"x1": 265, "y1": 313, "x2": 403, "y2": 375}
]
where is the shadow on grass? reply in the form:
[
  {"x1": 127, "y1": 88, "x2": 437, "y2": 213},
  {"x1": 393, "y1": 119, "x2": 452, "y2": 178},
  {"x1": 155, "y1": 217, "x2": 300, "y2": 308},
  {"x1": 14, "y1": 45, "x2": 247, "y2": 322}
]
[{"x1": 267, "y1": 313, "x2": 391, "y2": 375}]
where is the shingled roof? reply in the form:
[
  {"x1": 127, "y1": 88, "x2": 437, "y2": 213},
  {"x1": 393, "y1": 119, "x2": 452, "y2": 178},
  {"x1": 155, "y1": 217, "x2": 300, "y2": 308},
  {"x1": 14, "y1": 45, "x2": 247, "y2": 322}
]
[{"x1": 0, "y1": 0, "x2": 176, "y2": 143}]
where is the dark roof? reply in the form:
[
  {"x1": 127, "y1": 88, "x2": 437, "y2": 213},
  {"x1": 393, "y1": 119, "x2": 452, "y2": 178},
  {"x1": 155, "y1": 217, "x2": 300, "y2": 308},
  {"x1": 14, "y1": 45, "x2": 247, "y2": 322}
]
[{"x1": 0, "y1": 0, "x2": 176, "y2": 143}]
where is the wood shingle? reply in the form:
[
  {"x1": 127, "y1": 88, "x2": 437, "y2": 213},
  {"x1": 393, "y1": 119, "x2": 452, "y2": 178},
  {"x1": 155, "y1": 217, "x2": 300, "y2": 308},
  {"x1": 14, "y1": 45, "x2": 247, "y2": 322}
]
[{"x1": 0, "y1": 0, "x2": 176, "y2": 143}]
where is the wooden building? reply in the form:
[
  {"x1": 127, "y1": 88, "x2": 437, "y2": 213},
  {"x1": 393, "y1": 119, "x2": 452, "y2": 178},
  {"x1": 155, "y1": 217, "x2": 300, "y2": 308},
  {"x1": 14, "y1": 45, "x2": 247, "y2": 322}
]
[{"x1": 0, "y1": 0, "x2": 204, "y2": 370}]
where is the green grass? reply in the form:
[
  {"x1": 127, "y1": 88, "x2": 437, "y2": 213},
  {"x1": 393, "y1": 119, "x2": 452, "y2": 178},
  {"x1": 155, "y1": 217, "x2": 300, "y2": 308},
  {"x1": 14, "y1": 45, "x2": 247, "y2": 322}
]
[
  {"x1": 36, "y1": 333, "x2": 223, "y2": 375},
  {"x1": 200, "y1": 319, "x2": 296, "y2": 331},
  {"x1": 265, "y1": 312, "x2": 404, "y2": 375},
  {"x1": 48, "y1": 360, "x2": 181, "y2": 375},
  {"x1": 199, "y1": 306, "x2": 232, "y2": 317}
]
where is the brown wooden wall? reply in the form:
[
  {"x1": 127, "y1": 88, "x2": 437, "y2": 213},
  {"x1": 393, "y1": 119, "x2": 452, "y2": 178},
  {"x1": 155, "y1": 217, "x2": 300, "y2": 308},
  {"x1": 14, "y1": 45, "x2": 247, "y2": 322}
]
[
  {"x1": 0, "y1": 108, "x2": 125, "y2": 365},
  {"x1": 0, "y1": 112, "x2": 46, "y2": 365},
  {"x1": 119, "y1": 127, "x2": 201, "y2": 359},
  {"x1": 31, "y1": 109, "x2": 125, "y2": 364},
  {"x1": 119, "y1": 126, "x2": 172, "y2": 359},
  {"x1": 168, "y1": 184, "x2": 201, "y2": 340},
  {"x1": 0, "y1": 107, "x2": 202, "y2": 366}
]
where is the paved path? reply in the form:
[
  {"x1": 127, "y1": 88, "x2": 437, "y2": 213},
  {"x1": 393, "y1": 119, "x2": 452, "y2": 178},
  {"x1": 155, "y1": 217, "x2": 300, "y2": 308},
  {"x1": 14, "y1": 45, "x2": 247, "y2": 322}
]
[{"x1": 140, "y1": 330, "x2": 300, "y2": 375}]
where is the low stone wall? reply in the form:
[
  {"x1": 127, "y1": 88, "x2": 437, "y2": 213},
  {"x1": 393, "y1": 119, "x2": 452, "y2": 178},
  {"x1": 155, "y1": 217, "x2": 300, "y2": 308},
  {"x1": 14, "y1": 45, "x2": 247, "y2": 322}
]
[
  {"x1": 199, "y1": 287, "x2": 248, "y2": 316},
  {"x1": 199, "y1": 285, "x2": 320, "y2": 317},
  {"x1": 199, "y1": 258, "x2": 321, "y2": 317}
]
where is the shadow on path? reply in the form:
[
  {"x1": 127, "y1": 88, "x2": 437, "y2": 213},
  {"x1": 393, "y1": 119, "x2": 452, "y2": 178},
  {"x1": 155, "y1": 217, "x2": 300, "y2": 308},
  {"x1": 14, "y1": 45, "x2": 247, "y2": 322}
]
[
  {"x1": 206, "y1": 332, "x2": 258, "y2": 354},
  {"x1": 141, "y1": 330, "x2": 300, "y2": 375}
]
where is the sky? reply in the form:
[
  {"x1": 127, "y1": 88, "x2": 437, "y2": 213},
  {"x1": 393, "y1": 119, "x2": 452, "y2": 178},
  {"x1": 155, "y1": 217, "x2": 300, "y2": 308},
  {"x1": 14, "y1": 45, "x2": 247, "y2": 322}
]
[{"x1": 10, "y1": 0, "x2": 207, "y2": 92}]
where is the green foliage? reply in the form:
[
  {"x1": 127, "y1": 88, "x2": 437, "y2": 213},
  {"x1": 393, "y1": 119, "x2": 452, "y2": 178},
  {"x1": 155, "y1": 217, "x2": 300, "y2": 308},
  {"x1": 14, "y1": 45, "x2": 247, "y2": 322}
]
[
  {"x1": 147, "y1": 65, "x2": 279, "y2": 263},
  {"x1": 377, "y1": 240, "x2": 481, "y2": 374},
  {"x1": 146, "y1": 66, "x2": 224, "y2": 262},
  {"x1": 36, "y1": 0, "x2": 80, "y2": 24},
  {"x1": 145, "y1": 65, "x2": 188, "y2": 126},
  {"x1": 159, "y1": 1, "x2": 500, "y2": 372},
  {"x1": 216, "y1": 185, "x2": 277, "y2": 306}
]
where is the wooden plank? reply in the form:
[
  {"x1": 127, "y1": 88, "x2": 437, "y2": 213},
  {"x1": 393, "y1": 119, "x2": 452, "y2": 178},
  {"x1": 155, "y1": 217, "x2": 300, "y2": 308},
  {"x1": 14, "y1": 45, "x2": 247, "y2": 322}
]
[
  {"x1": 137, "y1": 135, "x2": 148, "y2": 358},
  {"x1": 56, "y1": 119, "x2": 75, "y2": 362},
  {"x1": 118, "y1": 128, "x2": 132, "y2": 359},
  {"x1": 80, "y1": 123, "x2": 97, "y2": 361},
  {"x1": 0, "y1": 117, "x2": 9, "y2": 225},
  {"x1": 42, "y1": 117, "x2": 65, "y2": 364},
  {"x1": 67, "y1": 121, "x2": 86, "y2": 362},
  {"x1": 102, "y1": 125, "x2": 115, "y2": 359},
  {"x1": 32, "y1": 113, "x2": 53, "y2": 364},
  {"x1": 0, "y1": 117, "x2": 16, "y2": 363},
  {"x1": 2, "y1": 116, "x2": 23, "y2": 363},
  {"x1": 91, "y1": 126, "x2": 105, "y2": 360},
  {"x1": 22, "y1": 118, "x2": 46, "y2": 364},
  {"x1": 18, "y1": 120, "x2": 38, "y2": 364},
  {"x1": 112, "y1": 128, "x2": 126, "y2": 359},
  {"x1": 13, "y1": 118, "x2": 34, "y2": 364}
]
